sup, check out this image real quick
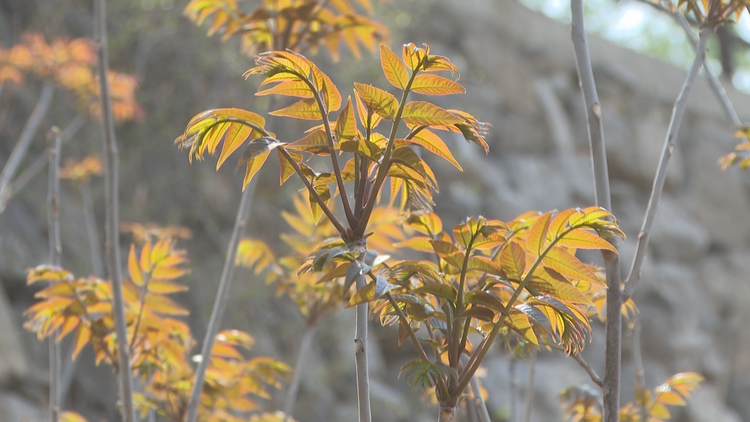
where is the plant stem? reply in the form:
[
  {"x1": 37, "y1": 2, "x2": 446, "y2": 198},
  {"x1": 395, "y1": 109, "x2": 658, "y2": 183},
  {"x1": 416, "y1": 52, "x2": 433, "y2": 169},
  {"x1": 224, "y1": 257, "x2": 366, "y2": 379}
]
[
  {"x1": 94, "y1": 1, "x2": 135, "y2": 420},
  {"x1": 570, "y1": 1, "x2": 624, "y2": 420},
  {"x1": 623, "y1": 26, "x2": 711, "y2": 298},
  {"x1": 353, "y1": 254, "x2": 371, "y2": 422},
  {"x1": 676, "y1": 14, "x2": 741, "y2": 126},
  {"x1": 47, "y1": 127, "x2": 62, "y2": 422},
  {"x1": 283, "y1": 324, "x2": 317, "y2": 422},
  {"x1": 573, "y1": 353, "x2": 604, "y2": 388},
  {"x1": 185, "y1": 180, "x2": 257, "y2": 422},
  {"x1": 5, "y1": 114, "x2": 87, "y2": 205},
  {"x1": 470, "y1": 375, "x2": 491, "y2": 422},
  {"x1": 522, "y1": 348, "x2": 537, "y2": 422},
  {"x1": 509, "y1": 357, "x2": 517, "y2": 422},
  {"x1": 0, "y1": 82, "x2": 54, "y2": 213}
]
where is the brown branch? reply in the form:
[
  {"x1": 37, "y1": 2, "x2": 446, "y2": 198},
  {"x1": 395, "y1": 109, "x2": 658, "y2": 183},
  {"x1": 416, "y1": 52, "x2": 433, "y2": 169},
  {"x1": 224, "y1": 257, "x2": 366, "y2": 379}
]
[
  {"x1": 94, "y1": 1, "x2": 135, "y2": 420},
  {"x1": 573, "y1": 353, "x2": 604, "y2": 388}
]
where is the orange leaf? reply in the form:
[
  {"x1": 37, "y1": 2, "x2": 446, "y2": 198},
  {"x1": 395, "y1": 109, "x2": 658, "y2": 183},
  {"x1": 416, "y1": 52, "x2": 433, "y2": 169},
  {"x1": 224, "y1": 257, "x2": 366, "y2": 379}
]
[
  {"x1": 128, "y1": 244, "x2": 143, "y2": 286},
  {"x1": 394, "y1": 236, "x2": 435, "y2": 252},
  {"x1": 217, "y1": 123, "x2": 253, "y2": 169},
  {"x1": 499, "y1": 241, "x2": 526, "y2": 280},
  {"x1": 396, "y1": 129, "x2": 462, "y2": 171},
  {"x1": 526, "y1": 212, "x2": 551, "y2": 255},
  {"x1": 557, "y1": 228, "x2": 617, "y2": 252},
  {"x1": 144, "y1": 294, "x2": 189, "y2": 316},
  {"x1": 542, "y1": 247, "x2": 603, "y2": 286},
  {"x1": 286, "y1": 130, "x2": 330, "y2": 155}
]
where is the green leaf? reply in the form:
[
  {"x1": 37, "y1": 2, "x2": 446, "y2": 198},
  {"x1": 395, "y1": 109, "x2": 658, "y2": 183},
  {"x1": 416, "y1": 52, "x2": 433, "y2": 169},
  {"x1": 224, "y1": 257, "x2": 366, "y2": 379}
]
[{"x1": 415, "y1": 283, "x2": 457, "y2": 304}]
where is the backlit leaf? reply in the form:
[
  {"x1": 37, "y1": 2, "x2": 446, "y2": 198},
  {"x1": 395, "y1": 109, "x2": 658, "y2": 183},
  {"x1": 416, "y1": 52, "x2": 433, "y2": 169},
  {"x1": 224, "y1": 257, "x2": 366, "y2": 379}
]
[
  {"x1": 402, "y1": 101, "x2": 463, "y2": 126},
  {"x1": 269, "y1": 98, "x2": 321, "y2": 120},
  {"x1": 353, "y1": 82, "x2": 398, "y2": 120},
  {"x1": 499, "y1": 241, "x2": 526, "y2": 280},
  {"x1": 380, "y1": 44, "x2": 409, "y2": 90},
  {"x1": 410, "y1": 74, "x2": 464, "y2": 96}
]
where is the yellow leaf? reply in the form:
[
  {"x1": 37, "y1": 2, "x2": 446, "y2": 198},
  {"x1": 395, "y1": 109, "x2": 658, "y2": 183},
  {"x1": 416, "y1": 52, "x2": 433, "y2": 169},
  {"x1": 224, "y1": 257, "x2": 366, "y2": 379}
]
[
  {"x1": 395, "y1": 129, "x2": 462, "y2": 171},
  {"x1": 334, "y1": 97, "x2": 357, "y2": 142},
  {"x1": 256, "y1": 79, "x2": 314, "y2": 98},
  {"x1": 410, "y1": 74, "x2": 464, "y2": 96},
  {"x1": 243, "y1": 149, "x2": 271, "y2": 190},
  {"x1": 353, "y1": 82, "x2": 398, "y2": 120},
  {"x1": 526, "y1": 212, "x2": 551, "y2": 255},
  {"x1": 72, "y1": 324, "x2": 90, "y2": 360},
  {"x1": 542, "y1": 247, "x2": 604, "y2": 286},
  {"x1": 152, "y1": 266, "x2": 188, "y2": 280},
  {"x1": 286, "y1": 130, "x2": 330, "y2": 155},
  {"x1": 394, "y1": 236, "x2": 435, "y2": 252},
  {"x1": 402, "y1": 101, "x2": 463, "y2": 126},
  {"x1": 145, "y1": 294, "x2": 189, "y2": 316},
  {"x1": 500, "y1": 241, "x2": 526, "y2": 280},
  {"x1": 347, "y1": 280, "x2": 375, "y2": 307},
  {"x1": 128, "y1": 244, "x2": 143, "y2": 286},
  {"x1": 354, "y1": 89, "x2": 382, "y2": 130},
  {"x1": 380, "y1": 44, "x2": 409, "y2": 90},
  {"x1": 140, "y1": 241, "x2": 152, "y2": 272},
  {"x1": 557, "y1": 228, "x2": 617, "y2": 252},
  {"x1": 238, "y1": 137, "x2": 285, "y2": 189},
  {"x1": 269, "y1": 98, "x2": 321, "y2": 120},
  {"x1": 402, "y1": 42, "x2": 428, "y2": 71},
  {"x1": 147, "y1": 279, "x2": 189, "y2": 294},
  {"x1": 430, "y1": 239, "x2": 464, "y2": 269},
  {"x1": 217, "y1": 123, "x2": 253, "y2": 169},
  {"x1": 278, "y1": 149, "x2": 302, "y2": 185}
]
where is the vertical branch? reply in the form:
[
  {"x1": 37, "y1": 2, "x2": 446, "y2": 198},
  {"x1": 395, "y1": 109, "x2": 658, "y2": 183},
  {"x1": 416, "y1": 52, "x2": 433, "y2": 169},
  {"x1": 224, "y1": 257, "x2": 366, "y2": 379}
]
[
  {"x1": 94, "y1": 1, "x2": 135, "y2": 421},
  {"x1": 185, "y1": 180, "x2": 257, "y2": 422},
  {"x1": 469, "y1": 375, "x2": 491, "y2": 422},
  {"x1": 47, "y1": 127, "x2": 62, "y2": 422},
  {"x1": 522, "y1": 348, "x2": 537, "y2": 422},
  {"x1": 509, "y1": 357, "x2": 518, "y2": 422},
  {"x1": 282, "y1": 324, "x2": 317, "y2": 422},
  {"x1": 0, "y1": 82, "x2": 54, "y2": 212},
  {"x1": 570, "y1": 1, "x2": 622, "y2": 420},
  {"x1": 353, "y1": 255, "x2": 372, "y2": 422},
  {"x1": 623, "y1": 27, "x2": 712, "y2": 297}
]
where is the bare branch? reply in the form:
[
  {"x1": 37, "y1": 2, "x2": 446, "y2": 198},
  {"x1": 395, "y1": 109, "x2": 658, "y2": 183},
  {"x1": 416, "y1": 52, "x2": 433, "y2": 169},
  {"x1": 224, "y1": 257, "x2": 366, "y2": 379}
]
[
  {"x1": 5, "y1": 114, "x2": 87, "y2": 204},
  {"x1": 353, "y1": 254, "x2": 371, "y2": 422},
  {"x1": 80, "y1": 182, "x2": 104, "y2": 277},
  {"x1": 624, "y1": 27, "x2": 712, "y2": 298},
  {"x1": 570, "y1": 1, "x2": 622, "y2": 420},
  {"x1": 632, "y1": 320, "x2": 648, "y2": 422},
  {"x1": 47, "y1": 127, "x2": 62, "y2": 422},
  {"x1": 676, "y1": 14, "x2": 741, "y2": 126},
  {"x1": 283, "y1": 324, "x2": 317, "y2": 422},
  {"x1": 573, "y1": 354, "x2": 604, "y2": 388},
  {"x1": 0, "y1": 83, "x2": 54, "y2": 212},
  {"x1": 185, "y1": 180, "x2": 257, "y2": 422},
  {"x1": 470, "y1": 375, "x2": 491, "y2": 422},
  {"x1": 94, "y1": 1, "x2": 135, "y2": 420},
  {"x1": 523, "y1": 348, "x2": 537, "y2": 422}
]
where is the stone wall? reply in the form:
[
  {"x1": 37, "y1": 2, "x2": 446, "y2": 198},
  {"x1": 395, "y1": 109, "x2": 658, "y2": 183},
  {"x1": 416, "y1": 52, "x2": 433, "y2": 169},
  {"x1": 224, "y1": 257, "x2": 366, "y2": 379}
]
[{"x1": 1, "y1": 0, "x2": 750, "y2": 420}]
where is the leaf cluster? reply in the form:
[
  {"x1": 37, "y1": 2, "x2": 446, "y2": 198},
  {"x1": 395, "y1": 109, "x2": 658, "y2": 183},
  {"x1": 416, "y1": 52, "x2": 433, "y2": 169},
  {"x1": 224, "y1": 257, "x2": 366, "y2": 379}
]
[
  {"x1": 560, "y1": 372, "x2": 704, "y2": 422},
  {"x1": 24, "y1": 239, "x2": 289, "y2": 422},
  {"x1": 0, "y1": 32, "x2": 140, "y2": 121},
  {"x1": 658, "y1": 0, "x2": 750, "y2": 26},
  {"x1": 59, "y1": 156, "x2": 104, "y2": 184},
  {"x1": 176, "y1": 44, "x2": 488, "y2": 249},
  {"x1": 184, "y1": 0, "x2": 388, "y2": 59},
  {"x1": 236, "y1": 193, "x2": 404, "y2": 323}
]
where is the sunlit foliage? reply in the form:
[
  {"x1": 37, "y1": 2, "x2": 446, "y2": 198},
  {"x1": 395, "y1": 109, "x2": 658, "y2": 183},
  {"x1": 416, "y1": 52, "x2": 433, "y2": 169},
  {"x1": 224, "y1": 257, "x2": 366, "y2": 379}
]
[
  {"x1": 24, "y1": 240, "x2": 289, "y2": 422},
  {"x1": 184, "y1": 0, "x2": 388, "y2": 59},
  {"x1": 560, "y1": 372, "x2": 704, "y2": 422},
  {"x1": 0, "y1": 33, "x2": 140, "y2": 121}
]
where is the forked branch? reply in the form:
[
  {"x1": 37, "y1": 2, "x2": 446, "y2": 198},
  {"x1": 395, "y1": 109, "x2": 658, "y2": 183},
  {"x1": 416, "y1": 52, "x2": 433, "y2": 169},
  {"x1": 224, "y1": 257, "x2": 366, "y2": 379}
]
[
  {"x1": 624, "y1": 26, "x2": 712, "y2": 298},
  {"x1": 570, "y1": 1, "x2": 622, "y2": 420}
]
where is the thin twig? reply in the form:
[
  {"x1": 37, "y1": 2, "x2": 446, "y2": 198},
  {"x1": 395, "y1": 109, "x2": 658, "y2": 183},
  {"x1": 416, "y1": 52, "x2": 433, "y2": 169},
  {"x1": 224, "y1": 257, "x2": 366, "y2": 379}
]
[
  {"x1": 0, "y1": 82, "x2": 54, "y2": 212},
  {"x1": 470, "y1": 375, "x2": 491, "y2": 422},
  {"x1": 623, "y1": 27, "x2": 712, "y2": 298},
  {"x1": 94, "y1": 1, "x2": 135, "y2": 420},
  {"x1": 185, "y1": 180, "x2": 257, "y2": 422},
  {"x1": 676, "y1": 13, "x2": 741, "y2": 126},
  {"x1": 282, "y1": 324, "x2": 317, "y2": 422},
  {"x1": 5, "y1": 114, "x2": 87, "y2": 203},
  {"x1": 47, "y1": 127, "x2": 62, "y2": 422},
  {"x1": 522, "y1": 348, "x2": 537, "y2": 422},
  {"x1": 573, "y1": 354, "x2": 604, "y2": 388},
  {"x1": 353, "y1": 254, "x2": 371, "y2": 422},
  {"x1": 570, "y1": 1, "x2": 623, "y2": 420},
  {"x1": 509, "y1": 357, "x2": 517, "y2": 422}
]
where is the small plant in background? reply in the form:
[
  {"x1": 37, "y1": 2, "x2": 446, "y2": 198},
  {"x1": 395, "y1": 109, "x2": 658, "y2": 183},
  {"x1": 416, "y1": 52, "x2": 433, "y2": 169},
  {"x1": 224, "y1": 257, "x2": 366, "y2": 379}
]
[
  {"x1": 24, "y1": 239, "x2": 290, "y2": 422},
  {"x1": 184, "y1": 0, "x2": 388, "y2": 58}
]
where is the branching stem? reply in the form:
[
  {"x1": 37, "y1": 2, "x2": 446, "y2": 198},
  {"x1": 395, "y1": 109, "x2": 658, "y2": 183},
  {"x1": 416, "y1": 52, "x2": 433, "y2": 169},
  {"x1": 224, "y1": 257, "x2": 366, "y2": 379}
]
[
  {"x1": 573, "y1": 354, "x2": 604, "y2": 388},
  {"x1": 623, "y1": 26, "x2": 712, "y2": 298}
]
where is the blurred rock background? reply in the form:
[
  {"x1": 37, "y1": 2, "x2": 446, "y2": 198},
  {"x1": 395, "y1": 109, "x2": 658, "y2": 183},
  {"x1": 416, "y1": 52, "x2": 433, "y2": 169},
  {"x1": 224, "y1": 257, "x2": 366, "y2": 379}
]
[{"x1": 1, "y1": 0, "x2": 750, "y2": 421}]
